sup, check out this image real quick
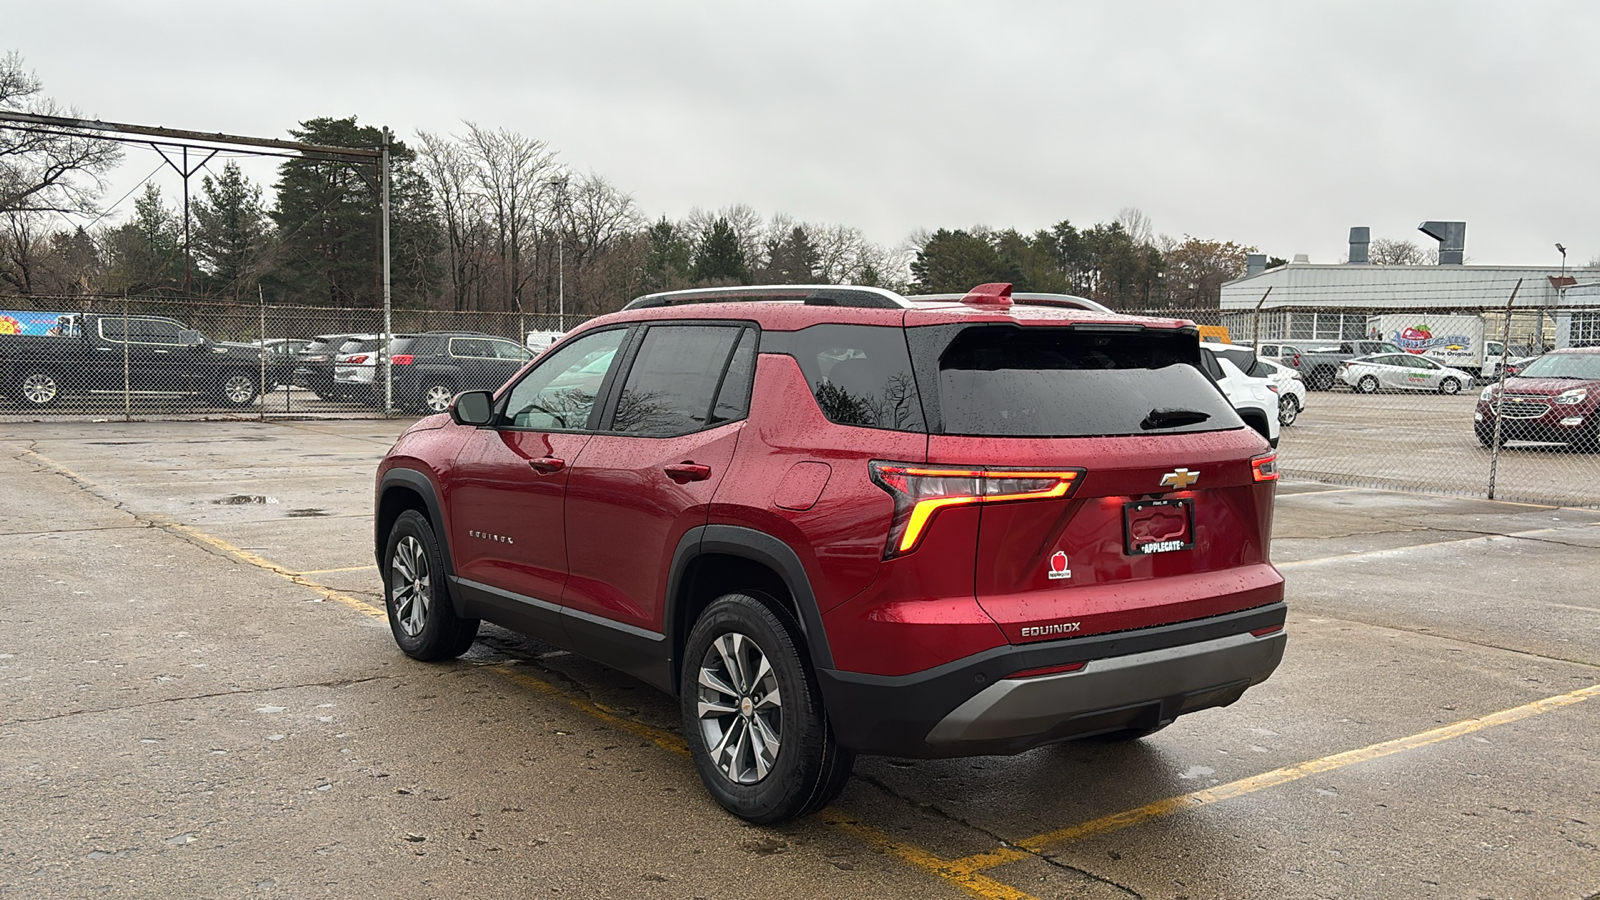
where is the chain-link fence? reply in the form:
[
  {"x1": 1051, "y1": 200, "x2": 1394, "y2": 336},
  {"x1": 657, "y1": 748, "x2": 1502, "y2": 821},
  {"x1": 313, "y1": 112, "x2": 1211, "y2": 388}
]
[
  {"x1": 5, "y1": 294, "x2": 1598, "y2": 508},
  {"x1": 0, "y1": 295, "x2": 580, "y2": 420}
]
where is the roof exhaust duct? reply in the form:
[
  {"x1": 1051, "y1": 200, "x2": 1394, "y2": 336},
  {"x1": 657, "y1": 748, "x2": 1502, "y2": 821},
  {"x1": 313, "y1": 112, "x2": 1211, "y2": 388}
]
[
  {"x1": 1347, "y1": 226, "x2": 1370, "y2": 264},
  {"x1": 1246, "y1": 254, "x2": 1267, "y2": 277},
  {"x1": 1418, "y1": 221, "x2": 1466, "y2": 265}
]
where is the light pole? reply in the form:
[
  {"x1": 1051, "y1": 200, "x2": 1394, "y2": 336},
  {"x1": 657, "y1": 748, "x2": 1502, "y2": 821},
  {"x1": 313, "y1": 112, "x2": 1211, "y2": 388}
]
[
  {"x1": 550, "y1": 175, "x2": 569, "y2": 332},
  {"x1": 1554, "y1": 243, "x2": 1568, "y2": 353}
]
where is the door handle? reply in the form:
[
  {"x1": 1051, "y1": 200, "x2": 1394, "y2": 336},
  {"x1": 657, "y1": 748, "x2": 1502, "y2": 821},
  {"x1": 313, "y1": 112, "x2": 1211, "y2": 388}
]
[
  {"x1": 664, "y1": 462, "x2": 712, "y2": 484},
  {"x1": 527, "y1": 457, "x2": 566, "y2": 475}
]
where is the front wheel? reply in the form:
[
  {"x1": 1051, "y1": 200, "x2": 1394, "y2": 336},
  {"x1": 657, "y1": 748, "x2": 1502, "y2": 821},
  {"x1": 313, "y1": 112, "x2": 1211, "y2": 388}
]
[
  {"x1": 1278, "y1": 394, "x2": 1300, "y2": 426},
  {"x1": 384, "y1": 510, "x2": 479, "y2": 660},
  {"x1": 420, "y1": 382, "x2": 456, "y2": 414},
  {"x1": 681, "y1": 593, "x2": 853, "y2": 824},
  {"x1": 1438, "y1": 377, "x2": 1461, "y2": 395},
  {"x1": 1356, "y1": 375, "x2": 1379, "y2": 394},
  {"x1": 13, "y1": 370, "x2": 63, "y2": 408}
]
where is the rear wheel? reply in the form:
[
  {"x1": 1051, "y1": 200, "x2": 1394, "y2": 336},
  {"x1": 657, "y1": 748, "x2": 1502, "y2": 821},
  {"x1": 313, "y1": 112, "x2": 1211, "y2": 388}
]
[
  {"x1": 1356, "y1": 375, "x2": 1379, "y2": 394},
  {"x1": 1308, "y1": 368, "x2": 1336, "y2": 391},
  {"x1": 1278, "y1": 394, "x2": 1300, "y2": 426},
  {"x1": 218, "y1": 372, "x2": 259, "y2": 407},
  {"x1": 384, "y1": 510, "x2": 479, "y2": 660},
  {"x1": 1438, "y1": 377, "x2": 1461, "y2": 395},
  {"x1": 420, "y1": 382, "x2": 456, "y2": 414},
  {"x1": 14, "y1": 370, "x2": 63, "y2": 408},
  {"x1": 681, "y1": 593, "x2": 853, "y2": 823}
]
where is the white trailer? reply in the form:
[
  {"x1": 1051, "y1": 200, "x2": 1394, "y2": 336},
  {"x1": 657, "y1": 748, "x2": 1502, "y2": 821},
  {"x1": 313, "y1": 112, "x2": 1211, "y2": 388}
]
[{"x1": 1365, "y1": 313, "x2": 1513, "y2": 380}]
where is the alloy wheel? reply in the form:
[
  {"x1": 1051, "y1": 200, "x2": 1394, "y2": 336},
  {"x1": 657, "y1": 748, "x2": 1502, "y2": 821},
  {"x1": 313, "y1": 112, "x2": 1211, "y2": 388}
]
[
  {"x1": 222, "y1": 375, "x2": 256, "y2": 405},
  {"x1": 390, "y1": 535, "x2": 430, "y2": 637},
  {"x1": 695, "y1": 631, "x2": 783, "y2": 784},
  {"x1": 21, "y1": 373, "x2": 58, "y2": 405},
  {"x1": 424, "y1": 385, "x2": 453, "y2": 413}
]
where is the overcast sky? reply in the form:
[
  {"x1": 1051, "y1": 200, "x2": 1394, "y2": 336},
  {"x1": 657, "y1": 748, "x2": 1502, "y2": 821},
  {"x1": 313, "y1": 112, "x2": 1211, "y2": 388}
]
[{"x1": 6, "y1": 1, "x2": 1599, "y2": 267}]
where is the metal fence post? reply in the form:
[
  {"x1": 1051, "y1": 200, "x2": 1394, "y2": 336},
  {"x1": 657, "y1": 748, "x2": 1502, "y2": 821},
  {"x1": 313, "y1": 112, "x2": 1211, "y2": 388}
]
[
  {"x1": 258, "y1": 286, "x2": 267, "y2": 423},
  {"x1": 1486, "y1": 279, "x2": 1522, "y2": 500},
  {"x1": 122, "y1": 296, "x2": 131, "y2": 423}
]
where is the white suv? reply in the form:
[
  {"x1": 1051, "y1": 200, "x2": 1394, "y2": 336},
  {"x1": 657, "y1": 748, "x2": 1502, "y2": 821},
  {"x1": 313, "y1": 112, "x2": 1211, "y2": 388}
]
[{"x1": 1200, "y1": 342, "x2": 1280, "y2": 447}]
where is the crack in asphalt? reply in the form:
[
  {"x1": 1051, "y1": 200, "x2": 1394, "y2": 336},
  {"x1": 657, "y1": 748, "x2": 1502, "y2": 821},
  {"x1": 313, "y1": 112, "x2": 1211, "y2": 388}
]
[
  {"x1": 0, "y1": 675, "x2": 397, "y2": 729},
  {"x1": 854, "y1": 771, "x2": 1144, "y2": 898}
]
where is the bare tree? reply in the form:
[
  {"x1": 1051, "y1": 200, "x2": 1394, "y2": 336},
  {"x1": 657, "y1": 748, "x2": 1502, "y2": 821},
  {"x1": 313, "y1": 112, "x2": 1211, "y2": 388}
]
[
  {"x1": 462, "y1": 122, "x2": 557, "y2": 313},
  {"x1": 1115, "y1": 207, "x2": 1155, "y2": 248},
  {"x1": 686, "y1": 203, "x2": 766, "y2": 272},
  {"x1": 416, "y1": 130, "x2": 488, "y2": 311},
  {"x1": 1, "y1": 52, "x2": 122, "y2": 216},
  {"x1": 1367, "y1": 238, "x2": 1429, "y2": 266}
]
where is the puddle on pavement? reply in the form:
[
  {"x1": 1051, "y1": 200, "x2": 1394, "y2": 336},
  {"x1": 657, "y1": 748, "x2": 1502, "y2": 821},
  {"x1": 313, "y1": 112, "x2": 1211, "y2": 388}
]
[
  {"x1": 215, "y1": 495, "x2": 279, "y2": 505},
  {"x1": 285, "y1": 508, "x2": 330, "y2": 517}
]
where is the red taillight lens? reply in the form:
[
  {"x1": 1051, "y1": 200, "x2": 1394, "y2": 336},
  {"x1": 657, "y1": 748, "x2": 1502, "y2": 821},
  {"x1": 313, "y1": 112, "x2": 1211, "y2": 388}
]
[
  {"x1": 1252, "y1": 452, "x2": 1279, "y2": 482},
  {"x1": 1006, "y1": 661, "x2": 1087, "y2": 679},
  {"x1": 1250, "y1": 624, "x2": 1283, "y2": 637},
  {"x1": 347, "y1": 354, "x2": 369, "y2": 365},
  {"x1": 390, "y1": 354, "x2": 414, "y2": 365},
  {"x1": 1291, "y1": 354, "x2": 1301, "y2": 367},
  {"x1": 869, "y1": 462, "x2": 1083, "y2": 558}
]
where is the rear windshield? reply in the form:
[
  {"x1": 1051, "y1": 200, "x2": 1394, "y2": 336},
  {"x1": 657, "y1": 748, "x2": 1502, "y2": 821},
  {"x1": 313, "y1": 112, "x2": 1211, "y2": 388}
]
[{"x1": 935, "y1": 327, "x2": 1243, "y2": 437}]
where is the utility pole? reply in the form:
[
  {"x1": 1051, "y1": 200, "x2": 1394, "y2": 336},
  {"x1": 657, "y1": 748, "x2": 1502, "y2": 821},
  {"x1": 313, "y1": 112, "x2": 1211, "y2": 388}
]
[{"x1": 381, "y1": 127, "x2": 393, "y2": 415}]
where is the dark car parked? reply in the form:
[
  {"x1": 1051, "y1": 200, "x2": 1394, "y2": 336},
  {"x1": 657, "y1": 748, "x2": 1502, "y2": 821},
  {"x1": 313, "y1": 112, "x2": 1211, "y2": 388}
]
[
  {"x1": 387, "y1": 332, "x2": 532, "y2": 413},
  {"x1": 1, "y1": 313, "x2": 266, "y2": 409},
  {"x1": 374, "y1": 283, "x2": 1286, "y2": 823},
  {"x1": 293, "y1": 333, "x2": 362, "y2": 400}
]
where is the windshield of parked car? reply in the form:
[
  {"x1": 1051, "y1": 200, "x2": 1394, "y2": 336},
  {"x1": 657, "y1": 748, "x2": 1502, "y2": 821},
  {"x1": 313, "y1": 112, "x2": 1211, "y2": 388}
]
[{"x1": 1517, "y1": 354, "x2": 1600, "y2": 380}]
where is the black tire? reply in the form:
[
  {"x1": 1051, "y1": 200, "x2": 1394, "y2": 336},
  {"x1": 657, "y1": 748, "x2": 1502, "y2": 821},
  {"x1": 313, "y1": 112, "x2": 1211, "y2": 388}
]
[
  {"x1": 217, "y1": 372, "x2": 259, "y2": 407},
  {"x1": 1356, "y1": 375, "x2": 1379, "y2": 394},
  {"x1": 12, "y1": 369, "x2": 63, "y2": 408},
  {"x1": 383, "y1": 509, "x2": 479, "y2": 661},
  {"x1": 1308, "y1": 368, "x2": 1336, "y2": 391},
  {"x1": 680, "y1": 593, "x2": 853, "y2": 824},
  {"x1": 1278, "y1": 394, "x2": 1300, "y2": 427},
  {"x1": 1438, "y1": 377, "x2": 1461, "y2": 395},
  {"x1": 1476, "y1": 424, "x2": 1505, "y2": 448}
]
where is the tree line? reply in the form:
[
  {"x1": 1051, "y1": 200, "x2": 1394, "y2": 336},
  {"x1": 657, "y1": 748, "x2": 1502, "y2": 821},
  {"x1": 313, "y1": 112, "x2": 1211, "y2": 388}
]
[{"x1": 4, "y1": 51, "x2": 1290, "y2": 317}]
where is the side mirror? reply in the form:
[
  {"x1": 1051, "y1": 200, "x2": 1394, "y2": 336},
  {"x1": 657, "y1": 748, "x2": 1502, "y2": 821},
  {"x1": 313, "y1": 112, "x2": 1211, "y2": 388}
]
[
  {"x1": 450, "y1": 390, "x2": 495, "y2": 426},
  {"x1": 181, "y1": 330, "x2": 207, "y2": 348}
]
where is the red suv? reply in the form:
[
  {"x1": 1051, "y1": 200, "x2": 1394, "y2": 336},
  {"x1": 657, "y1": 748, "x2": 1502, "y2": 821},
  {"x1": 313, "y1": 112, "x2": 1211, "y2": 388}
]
[
  {"x1": 1475, "y1": 347, "x2": 1600, "y2": 451},
  {"x1": 374, "y1": 283, "x2": 1286, "y2": 823}
]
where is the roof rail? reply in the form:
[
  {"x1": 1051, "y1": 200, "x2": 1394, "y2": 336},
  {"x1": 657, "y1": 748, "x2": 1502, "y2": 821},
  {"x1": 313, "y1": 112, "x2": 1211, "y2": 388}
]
[
  {"x1": 904, "y1": 290, "x2": 1112, "y2": 314},
  {"x1": 623, "y1": 284, "x2": 913, "y2": 311}
]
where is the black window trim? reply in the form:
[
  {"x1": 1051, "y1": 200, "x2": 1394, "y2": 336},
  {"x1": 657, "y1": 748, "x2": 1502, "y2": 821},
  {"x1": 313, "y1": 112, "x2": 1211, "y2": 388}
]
[
  {"x1": 595, "y1": 319, "x2": 759, "y2": 438},
  {"x1": 491, "y1": 324, "x2": 635, "y2": 434}
]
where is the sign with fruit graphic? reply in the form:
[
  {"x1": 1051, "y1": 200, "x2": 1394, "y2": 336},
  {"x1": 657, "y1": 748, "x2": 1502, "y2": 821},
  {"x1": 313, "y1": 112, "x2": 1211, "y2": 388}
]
[
  {"x1": 1390, "y1": 322, "x2": 1472, "y2": 354},
  {"x1": 0, "y1": 310, "x2": 68, "y2": 336}
]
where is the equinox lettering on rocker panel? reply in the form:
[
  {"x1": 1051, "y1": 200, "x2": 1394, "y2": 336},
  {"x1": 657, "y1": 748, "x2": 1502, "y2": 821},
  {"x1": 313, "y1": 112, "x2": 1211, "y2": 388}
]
[{"x1": 1020, "y1": 621, "x2": 1081, "y2": 637}]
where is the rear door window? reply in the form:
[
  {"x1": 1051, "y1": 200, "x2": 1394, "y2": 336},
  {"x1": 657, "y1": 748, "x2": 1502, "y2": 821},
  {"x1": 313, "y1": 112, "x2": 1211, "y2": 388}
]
[
  {"x1": 933, "y1": 326, "x2": 1242, "y2": 437},
  {"x1": 607, "y1": 324, "x2": 745, "y2": 436},
  {"x1": 770, "y1": 324, "x2": 925, "y2": 431}
]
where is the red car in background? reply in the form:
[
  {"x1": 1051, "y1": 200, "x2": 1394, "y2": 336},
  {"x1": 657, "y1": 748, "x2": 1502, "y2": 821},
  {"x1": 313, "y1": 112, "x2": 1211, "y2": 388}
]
[{"x1": 1476, "y1": 347, "x2": 1600, "y2": 450}]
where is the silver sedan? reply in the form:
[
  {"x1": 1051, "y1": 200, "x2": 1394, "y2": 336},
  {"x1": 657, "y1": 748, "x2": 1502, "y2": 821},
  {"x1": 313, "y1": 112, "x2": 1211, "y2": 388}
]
[{"x1": 1339, "y1": 353, "x2": 1475, "y2": 394}]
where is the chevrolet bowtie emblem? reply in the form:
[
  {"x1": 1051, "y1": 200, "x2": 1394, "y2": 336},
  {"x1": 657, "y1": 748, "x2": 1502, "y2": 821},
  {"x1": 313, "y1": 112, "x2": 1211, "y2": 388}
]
[{"x1": 1160, "y1": 468, "x2": 1200, "y2": 489}]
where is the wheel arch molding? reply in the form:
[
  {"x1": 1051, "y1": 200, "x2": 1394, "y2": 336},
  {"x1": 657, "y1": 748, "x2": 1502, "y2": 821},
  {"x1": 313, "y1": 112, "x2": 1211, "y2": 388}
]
[
  {"x1": 377, "y1": 467, "x2": 457, "y2": 585},
  {"x1": 664, "y1": 524, "x2": 834, "y2": 695}
]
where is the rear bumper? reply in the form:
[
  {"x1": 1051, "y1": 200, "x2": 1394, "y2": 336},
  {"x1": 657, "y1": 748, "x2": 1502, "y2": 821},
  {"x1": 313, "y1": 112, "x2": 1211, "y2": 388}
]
[{"x1": 816, "y1": 603, "x2": 1286, "y2": 757}]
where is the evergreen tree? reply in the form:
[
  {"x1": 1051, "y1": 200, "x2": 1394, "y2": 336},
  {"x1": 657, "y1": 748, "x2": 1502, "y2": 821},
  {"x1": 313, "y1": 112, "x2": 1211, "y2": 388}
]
[
  {"x1": 762, "y1": 226, "x2": 819, "y2": 282},
  {"x1": 104, "y1": 183, "x2": 182, "y2": 293},
  {"x1": 909, "y1": 228, "x2": 1014, "y2": 292},
  {"x1": 691, "y1": 217, "x2": 749, "y2": 285},
  {"x1": 270, "y1": 116, "x2": 440, "y2": 306},
  {"x1": 192, "y1": 161, "x2": 267, "y2": 298},
  {"x1": 642, "y1": 217, "x2": 693, "y2": 293}
]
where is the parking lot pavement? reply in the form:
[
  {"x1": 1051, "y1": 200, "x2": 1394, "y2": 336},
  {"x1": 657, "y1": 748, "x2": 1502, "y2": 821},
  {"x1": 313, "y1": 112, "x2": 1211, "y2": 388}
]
[{"x1": 3, "y1": 421, "x2": 1597, "y2": 899}]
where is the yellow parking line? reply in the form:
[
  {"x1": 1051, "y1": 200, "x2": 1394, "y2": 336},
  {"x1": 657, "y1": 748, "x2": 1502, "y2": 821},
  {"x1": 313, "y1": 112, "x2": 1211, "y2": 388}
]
[
  {"x1": 299, "y1": 564, "x2": 380, "y2": 575},
  {"x1": 160, "y1": 519, "x2": 386, "y2": 621},
  {"x1": 949, "y1": 682, "x2": 1600, "y2": 872}
]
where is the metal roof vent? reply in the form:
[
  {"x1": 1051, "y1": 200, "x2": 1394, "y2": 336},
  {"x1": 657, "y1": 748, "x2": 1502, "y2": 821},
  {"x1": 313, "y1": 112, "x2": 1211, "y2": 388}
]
[
  {"x1": 1418, "y1": 221, "x2": 1466, "y2": 265},
  {"x1": 1246, "y1": 254, "x2": 1267, "y2": 277},
  {"x1": 1348, "y1": 227, "x2": 1370, "y2": 264},
  {"x1": 1291, "y1": 254, "x2": 1310, "y2": 264}
]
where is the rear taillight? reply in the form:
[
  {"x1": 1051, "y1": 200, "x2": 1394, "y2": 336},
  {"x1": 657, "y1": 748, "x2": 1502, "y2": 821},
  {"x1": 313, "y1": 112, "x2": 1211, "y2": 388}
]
[
  {"x1": 391, "y1": 354, "x2": 414, "y2": 365},
  {"x1": 1252, "y1": 452, "x2": 1279, "y2": 482},
  {"x1": 869, "y1": 462, "x2": 1083, "y2": 558},
  {"x1": 1291, "y1": 354, "x2": 1301, "y2": 367},
  {"x1": 347, "y1": 355, "x2": 369, "y2": 365},
  {"x1": 1250, "y1": 624, "x2": 1283, "y2": 637}
]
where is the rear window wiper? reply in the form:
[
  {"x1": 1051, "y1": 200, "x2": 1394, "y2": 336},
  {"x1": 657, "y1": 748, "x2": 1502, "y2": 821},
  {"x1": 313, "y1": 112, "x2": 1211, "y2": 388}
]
[{"x1": 1141, "y1": 407, "x2": 1211, "y2": 430}]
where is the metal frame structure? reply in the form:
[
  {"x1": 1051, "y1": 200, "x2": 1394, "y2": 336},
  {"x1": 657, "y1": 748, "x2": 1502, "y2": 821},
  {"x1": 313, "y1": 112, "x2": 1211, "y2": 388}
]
[{"x1": 0, "y1": 109, "x2": 397, "y2": 411}]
